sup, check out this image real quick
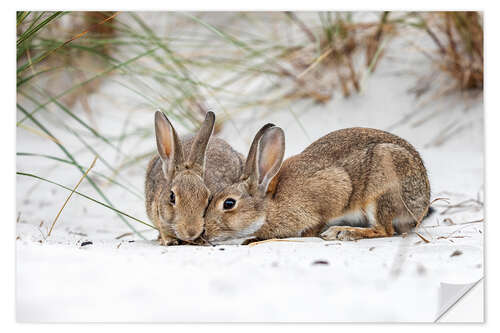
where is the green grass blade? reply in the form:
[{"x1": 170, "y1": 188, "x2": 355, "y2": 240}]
[
  {"x1": 17, "y1": 11, "x2": 65, "y2": 54},
  {"x1": 17, "y1": 91, "x2": 144, "y2": 197},
  {"x1": 17, "y1": 11, "x2": 31, "y2": 26},
  {"x1": 17, "y1": 46, "x2": 159, "y2": 125},
  {"x1": 17, "y1": 172, "x2": 156, "y2": 230},
  {"x1": 16, "y1": 66, "x2": 63, "y2": 87},
  {"x1": 33, "y1": 86, "x2": 125, "y2": 155},
  {"x1": 17, "y1": 103, "x2": 146, "y2": 240},
  {"x1": 68, "y1": 124, "x2": 144, "y2": 196},
  {"x1": 17, "y1": 152, "x2": 144, "y2": 200}
]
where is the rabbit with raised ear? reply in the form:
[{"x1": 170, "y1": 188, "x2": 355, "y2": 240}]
[
  {"x1": 202, "y1": 125, "x2": 431, "y2": 243},
  {"x1": 145, "y1": 110, "x2": 244, "y2": 245}
]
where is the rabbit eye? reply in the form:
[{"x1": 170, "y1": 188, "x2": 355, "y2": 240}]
[
  {"x1": 223, "y1": 198, "x2": 236, "y2": 210},
  {"x1": 169, "y1": 191, "x2": 176, "y2": 205}
]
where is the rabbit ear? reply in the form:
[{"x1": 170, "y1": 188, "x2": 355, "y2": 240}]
[
  {"x1": 243, "y1": 123, "x2": 275, "y2": 180},
  {"x1": 187, "y1": 111, "x2": 215, "y2": 175},
  {"x1": 254, "y1": 126, "x2": 285, "y2": 194},
  {"x1": 155, "y1": 111, "x2": 184, "y2": 176}
]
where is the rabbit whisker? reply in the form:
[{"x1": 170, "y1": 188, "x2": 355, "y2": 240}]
[{"x1": 199, "y1": 233, "x2": 215, "y2": 247}]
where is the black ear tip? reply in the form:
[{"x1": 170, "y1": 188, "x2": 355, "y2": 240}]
[
  {"x1": 257, "y1": 123, "x2": 275, "y2": 136},
  {"x1": 202, "y1": 111, "x2": 216, "y2": 127},
  {"x1": 205, "y1": 111, "x2": 216, "y2": 122},
  {"x1": 202, "y1": 112, "x2": 215, "y2": 131}
]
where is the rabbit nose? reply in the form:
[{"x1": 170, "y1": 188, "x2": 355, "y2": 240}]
[{"x1": 186, "y1": 228, "x2": 201, "y2": 240}]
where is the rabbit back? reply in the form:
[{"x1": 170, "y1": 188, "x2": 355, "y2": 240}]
[{"x1": 263, "y1": 127, "x2": 430, "y2": 240}]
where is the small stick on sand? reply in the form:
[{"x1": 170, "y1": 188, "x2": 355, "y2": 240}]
[
  {"x1": 247, "y1": 239, "x2": 305, "y2": 247},
  {"x1": 415, "y1": 232, "x2": 430, "y2": 243},
  {"x1": 115, "y1": 232, "x2": 133, "y2": 240}
]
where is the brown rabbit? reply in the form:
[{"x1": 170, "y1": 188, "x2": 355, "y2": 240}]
[
  {"x1": 202, "y1": 125, "x2": 431, "y2": 243},
  {"x1": 145, "y1": 111, "x2": 244, "y2": 245}
]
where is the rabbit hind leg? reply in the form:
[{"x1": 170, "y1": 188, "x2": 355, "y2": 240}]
[{"x1": 321, "y1": 193, "x2": 397, "y2": 241}]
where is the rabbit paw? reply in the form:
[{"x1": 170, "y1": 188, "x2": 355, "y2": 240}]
[
  {"x1": 159, "y1": 236, "x2": 180, "y2": 246},
  {"x1": 321, "y1": 226, "x2": 360, "y2": 241}
]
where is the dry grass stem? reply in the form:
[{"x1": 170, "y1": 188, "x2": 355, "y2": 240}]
[
  {"x1": 415, "y1": 232, "x2": 430, "y2": 243},
  {"x1": 278, "y1": 12, "x2": 395, "y2": 103},
  {"x1": 115, "y1": 232, "x2": 133, "y2": 240},
  {"x1": 390, "y1": 197, "x2": 450, "y2": 276},
  {"x1": 285, "y1": 12, "x2": 317, "y2": 43},
  {"x1": 399, "y1": 196, "x2": 450, "y2": 230},
  {"x1": 297, "y1": 47, "x2": 333, "y2": 79},
  {"x1": 19, "y1": 124, "x2": 61, "y2": 144},
  {"x1": 247, "y1": 238, "x2": 305, "y2": 247},
  {"x1": 440, "y1": 198, "x2": 483, "y2": 215},
  {"x1": 413, "y1": 12, "x2": 483, "y2": 98},
  {"x1": 22, "y1": 12, "x2": 119, "y2": 74},
  {"x1": 47, "y1": 156, "x2": 98, "y2": 237}
]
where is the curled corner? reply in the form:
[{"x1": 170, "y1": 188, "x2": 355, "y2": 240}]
[{"x1": 436, "y1": 278, "x2": 483, "y2": 322}]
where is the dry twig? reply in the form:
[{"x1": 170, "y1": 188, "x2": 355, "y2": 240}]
[{"x1": 247, "y1": 238, "x2": 305, "y2": 247}]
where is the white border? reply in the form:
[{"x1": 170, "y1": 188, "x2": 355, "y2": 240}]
[{"x1": 3, "y1": 0, "x2": 499, "y2": 331}]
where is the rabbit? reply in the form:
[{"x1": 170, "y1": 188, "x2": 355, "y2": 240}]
[
  {"x1": 145, "y1": 110, "x2": 244, "y2": 245},
  {"x1": 202, "y1": 125, "x2": 431, "y2": 243}
]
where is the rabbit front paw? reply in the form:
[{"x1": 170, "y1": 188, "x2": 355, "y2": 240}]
[{"x1": 158, "y1": 235, "x2": 180, "y2": 246}]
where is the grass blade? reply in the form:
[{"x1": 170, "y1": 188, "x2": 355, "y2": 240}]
[
  {"x1": 17, "y1": 46, "x2": 160, "y2": 125},
  {"x1": 16, "y1": 11, "x2": 31, "y2": 27},
  {"x1": 17, "y1": 11, "x2": 64, "y2": 47},
  {"x1": 17, "y1": 152, "x2": 144, "y2": 200},
  {"x1": 17, "y1": 171, "x2": 156, "y2": 230},
  {"x1": 48, "y1": 156, "x2": 98, "y2": 236},
  {"x1": 18, "y1": 90, "x2": 144, "y2": 198},
  {"x1": 31, "y1": 86, "x2": 125, "y2": 155},
  {"x1": 17, "y1": 103, "x2": 146, "y2": 239}
]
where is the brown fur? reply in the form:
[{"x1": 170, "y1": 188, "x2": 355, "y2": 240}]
[
  {"x1": 203, "y1": 127, "x2": 430, "y2": 243},
  {"x1": 145, "y1": 111, "x2": 243, "y2": 245}
]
